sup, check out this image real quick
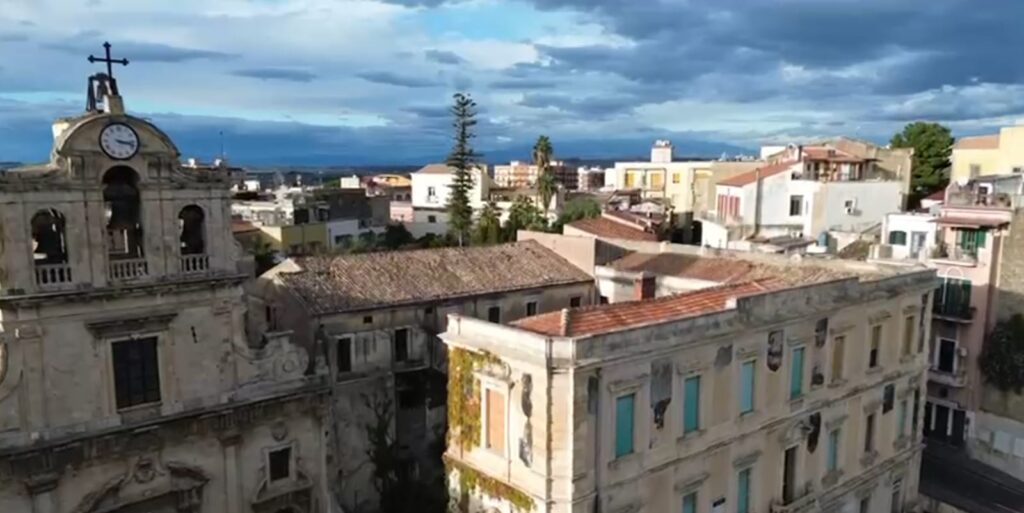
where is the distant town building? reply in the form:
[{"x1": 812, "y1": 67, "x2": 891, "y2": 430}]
[
  {"x1": 577, "y1": 165, "x2": 606, "y2": 192},
  {"x1": 494, "y1": 160, "x2": 577, "y2": 189},
  {"x1": 951, "y1": 120, "x2": 1024, "y2": 183},
  {"x1": 441, "y1": 244, "x2": 934, "y2": 513}
]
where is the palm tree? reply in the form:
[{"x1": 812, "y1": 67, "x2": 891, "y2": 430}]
[{"x1": 533, "y1": 135, "x2": 555, "y2": 212}]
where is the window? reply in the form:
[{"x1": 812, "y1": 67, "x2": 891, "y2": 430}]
[
  {"x1": 815, "y1": 318, "x2": 828, "y2": 346},
  {"x1": 883, "y1": 384, "x2": 895, "y2": 413},
  {"x1": 682, "y1": 491, "x2": 696, "y2": 513},
  {"x1": 103, "y1": 167, "x2": 144, "y2": 260},
  {"x1": 860, "y1": 496, "x2": 871, "y2": 513},
  {"x1": 683, "y1": 375, "x2": 701, "y2": 434},
  {"x1": 485, "y1": 388, "x2": 506, "y2": 454},
  {"x1": 427, "y1": 215, "x2": 437, "y2": 223},
  {"x1": 912, "y1": 389, "x2": 921, "y2": 435},
  {"x1": 394, "y1": 329, "x2": 408, "y2": 362},
  {"x1": 269, "y1": 447, "x2": 292, "y2": 482},
  {"x1": 337, "y1": 338, "x2": 352, "y2": 373},
  {"x1": 956, "y1": 228, "x2": 986, "y2": 253},
  {"x1": 424, "y1": 306, "x2": 434, "y2": 315},
  {"x1": 112, "y1": 337, "x2": 161, "y2": 409},
  {"x1": 739, "y1": 361, "x2": 755, "y2": 414},
  {"x1": 898, "y1": 399, "x2": 908, "y2": 437},
  {"x1": 31, "y1": 209, "x2": 69, "y2": 265},
  {"x1": 737, "y1": 467, "x2": 751, "y2": 513},
  {"x1": 570, "y1": 296, "x2": 582, "y2": 308},
  {"x1": 526, "y1": 301, "x2": 537, "y2": 316},
  {"x1": 672, "y1": 173, "x2": 681, "y2": 184},
  {"x1": 614, "y1": 393, "x2": 635, "y2": 458},
  {"x1": 599, "y1": 295, "x2": 609, "y2": 304},
  {"x1": 783, "y1": 445, "x2": 797, "y2": 503},
  {"x1": 363, "y1": 315, "x2": 373, "y2": 325},
  {"x1": 969, "y1": 164, "x2": 981, "y2": 177},
  {"x1": 789, "y1": 195, "x2": 804, "y2": 216},
  {"x1": 265, "y1": 305, "x2": 278, "y2": 331},
  {"x1": 865, "y1": 413, "x2": 876, "y2": 453},
  {"x1": 790, "y1": 347, "x2": 805, "y2": 399},
  {"x1": 427, "y1": 186, "x2": 436, "y2": 198},
  {"x1": 902, "y1": 315, "x2": 914, "y2": 356},
  {"x1": 869, "y1": 325, "x2": 881, "y2": 369},
  {"x1": 937, "y1": 339, "x2": 957, "y2": 373},
  {"x1": 826, "y1": 428, "x2": 841, "y2": 472},
  {"x1": 935, "y1": 278, "x2": 972, "y2": 318},
  {"x1": 487, "y1": 306, "x2": 501, "y2": 323},
  {"x1": 891, "y1": 486, "x2": 903, "y2": 513},
  {"x1": 888, "y1": 230, "x2": 907, "y2": 246},
  {"x1": 1014, "y1": 167, "x2": 1023, "y2": 174},
  {"x1": 831, "y1": 336, "x2": 845, "y2": 382}
]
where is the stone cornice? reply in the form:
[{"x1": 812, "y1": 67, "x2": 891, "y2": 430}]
[{"x1": 0, "y1": 273, "x2": 248, "y2": 308}]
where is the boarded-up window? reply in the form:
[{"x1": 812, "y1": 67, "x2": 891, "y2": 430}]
[
  {"x1": 486, "y1": 389, "x2": 505, "y2": 454},
  {"x1": 831, "y1": 336, "x2": 845, "y2": 382}
]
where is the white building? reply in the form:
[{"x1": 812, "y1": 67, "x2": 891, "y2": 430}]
[{"x1": 702, "y1": 144, "x2": 904, "y2": 251}]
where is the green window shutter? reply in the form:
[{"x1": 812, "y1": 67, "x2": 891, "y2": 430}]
[
  {"x1": 682, "y1": 492, "x2": 696, "y2": 513},
  {"x1": 615, "y1": 394, "x2": 635, "y2": 458},
  {"x1": 740, "y1": 361, "x2": 755, "y2": 414},
  {"x1": 684, "y1": 376, "x2": 701, "y2": 433},
  {"x1": 790, "y1": 347, "x2": 805, "y2": 399},
  {"x1": 737, "y1": 468, "x2": 751, "y2": 513},
  {"x1": 827, "y1": 429, "x2": 840, "y2": 472}
]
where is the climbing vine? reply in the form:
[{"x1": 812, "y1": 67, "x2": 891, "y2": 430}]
[
  {"x1": 447, "y1": 347, "x2": 501, "y2": 451},
  {"x1": 980, "y1": 314, "x2": 1024, "y2": 392},
  {"x1": 444, "y1": 455, "x2": 534, "y2": 512}
]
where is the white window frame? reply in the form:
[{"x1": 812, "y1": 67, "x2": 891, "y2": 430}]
[{"x1": 479, "y1": 376, "x2": 511, "y2": 459}]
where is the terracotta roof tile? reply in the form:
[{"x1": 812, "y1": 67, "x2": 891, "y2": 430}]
[
  {"x1": 954, "y1": 135, "x2": 999, "y2": 150},
  {"x1": 718, "y1": 161, "x2": 794, "y2": 187},
  {"x1": 802, "y1": 146, "x2": 865, "y2": 163},
  {"x1": 512, "y1": 279, "x2": 781, "y2": 336},
  {"x1": 278, "y1": 240, "x2": 592, "y2": 315},
  {"x1": 605, "y1": 252, "x2": 855, "y2": 286},
  {"x1": 566, "y1": 217, "x2": 658, "y2": 242}
]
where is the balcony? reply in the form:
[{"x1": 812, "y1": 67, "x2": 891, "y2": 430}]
[
  {"x1": 179, "y1": 254, "x2": 209, "y2": 274},
  {"x1": 771, "y1": 483, "x2": 817, "y2": 513},
  {"x1": 932, "y1": 301, "x2": 975, "y2": 322},
  {"x1": 929, "y1": 368, "x2": 968, "y2": 388},
  {"x1": 109, "y1": 258, "x2": 148, "y2": 281},
  {"x1": 930, "y1": 245, "x2": 980, "y2": 267},
  {"x1": 34, "y1": 263, "x2": 73, "y2": 288}
]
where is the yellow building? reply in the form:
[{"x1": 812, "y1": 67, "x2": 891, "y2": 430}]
[
  {"x1": 951, "y1": 122, "x2": 1024, "y2": 183},
  {"x1": 373, "y1": 173, "x2": 412, "y2": 187},
  {"x1": 281, "y1": 222, "x2": 329, "y2": 255}
]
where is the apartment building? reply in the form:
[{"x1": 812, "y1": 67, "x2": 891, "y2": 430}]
[
  {"x1": 441, "y1": 252, "x2": 934, "y2": 513},
  {"x1": 702, "y1": 144, "x2": 904, "y2": 252},
  {"x1": 494, "y1": 160, "x2": 577, "y2": 189},
  {"x1": 950, "y1": 121, "x2": 1024, "y2": 183}
]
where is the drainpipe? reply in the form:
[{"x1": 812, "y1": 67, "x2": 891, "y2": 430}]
[
  {"x1": 753, "y1": 167, "x2": 763, "y2": 237},
  {"x1": 545, "y1": 336, "x2": 554, "y2": 513}
]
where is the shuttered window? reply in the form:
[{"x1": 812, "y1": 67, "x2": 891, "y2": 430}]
[
  {"x1": 485, "y1": 389, "x2": 505, "y2": 454},
  {"x1": 682, "y1": 492, "x2": 696, "y2": 513},
  {"x1": 615, "y1": 394, "x2": 635, "y2": 458},
  {"x1": 790, "y1": 347, "x2": 805, "y2": 399},
  {"x1": 737, "y1": 468, "x2": 751, "y2": 513},
  {"x1": 112, "y1": 337, "x2": 161, "y2": 409},
  {"x1": 683, "y1": 376, "x2": 701, "y2": 434},
  {"x1": 739, "y1": 361, "x2": 755, "y2": 414}
]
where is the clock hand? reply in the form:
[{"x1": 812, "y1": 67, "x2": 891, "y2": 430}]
[{"x1": 115, "y1": 139, "x2": 137, "y2": 147}]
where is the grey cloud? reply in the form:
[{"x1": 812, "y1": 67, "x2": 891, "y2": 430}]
[
  {"x1": 424, "y1": 49, "x2": 464, "y2": 65},
  {"x1": 232, "y1": 68, "x2": 317, "y2": 83},
  {"x1": 46, "y1": 39, "x2": 236, "y2": 63},
  {"x1": 490, "y1": 78, "x2": 557, "y2": 90},
  {"x1": 356, "y1": 71, "x2": 439, "y2": 88},
  {"x1": 519, "y1": 93, "x2": 638, "y2": 117}
]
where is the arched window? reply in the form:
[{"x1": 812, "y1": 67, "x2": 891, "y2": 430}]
[
  {"x1": 103, "y1": 167, "x2": 144, "y2": 259},
  {"x1": 31, "y1": 209, "x2": 68, "y2": 264},
  {"x1": 178, "y1": 205, "x2": 206, "y2": 255},
  {"x1": 888, "y1": 230, "x2": 908, "y2": 246}
]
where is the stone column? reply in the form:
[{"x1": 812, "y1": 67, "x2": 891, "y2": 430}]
[
  {"x1": 219, "y1": 430, "x2": 243, "y2": 513},
  {"x1": 24, "y1": 472, "x2": 60, "y2": 513}
]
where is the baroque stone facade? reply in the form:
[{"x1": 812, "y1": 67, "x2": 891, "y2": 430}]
[{"x1": 0, "y1": 82, "x2": 329, "y2": 512}]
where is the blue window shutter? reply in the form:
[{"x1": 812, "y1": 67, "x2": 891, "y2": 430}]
[
  {"x1": 615, "y1": 394, "x2": 635, "y2": 458},
  {"x1": 790, "y1": 347, "x2": 805, "y2": 399},
  {"x1": 737, "y1": 468, "x2": 751, "y2": 513},
  {"x1": 682, "y1": 492, "x2": 696, "y2": 513},
  {"x1": 740, "y1": 361, "x2": 755, "y2": 413},
  {"x1": 898, "y1": 400, "x2": 907, "y2": 436},
  {"x1": 827, "y1": 429, "x2": 840, "y2": 471},
  {"x1": 684, "y1": 376, "x2": 701, "y2": 433}
]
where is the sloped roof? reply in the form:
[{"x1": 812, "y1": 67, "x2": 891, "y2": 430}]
[
  {"x1": 277, "y1": 240, "x2": 592, "y2": 315},
  {"x1": 606, "y1": 252, "x2": 855, "y2": 286},
  {"x1": 717, "y1": 161, "x2": 794, "y2": 187},
  {"x1": 512, "y1": 279, "x2": 781, "y2": 336},
  {"x1": 954, "y1": 135, "x2": 999, "y2": 150},
  {"x1": 566, "y1": 217, "x2": 658, "y2": 242},
  {"x1": 802, "y1": 146, "x2": 865, "y2": 163}
]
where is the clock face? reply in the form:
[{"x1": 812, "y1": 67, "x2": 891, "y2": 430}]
[{"x1": 99, "y1": 123, "x2": 140, "y2": 160}]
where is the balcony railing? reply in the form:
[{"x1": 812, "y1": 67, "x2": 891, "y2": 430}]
[
  {"x1": 109, "y1": 258, "x2": 148, "y2": 281},
  {"x1": 771, "y1": 482, "x2": 817, "y2": 513},
  {"x1": 933, "y1": 301, "x2": 975, "y2": 321},
  {"x1": 697, "y1": 210, "x2": 744, "y2": 226},
  {"x1": 929, "y1": 368, "x2": 968, "y2": 388},
  {"x1": 180, "y1": 254, "x2": 209, "y2": 274},
  {"x1": 35, "y1": 263, "x2": 73, "y2": 287},
  {"x1": 931, "y1": 245, "x2": 980, "y2": 266}
]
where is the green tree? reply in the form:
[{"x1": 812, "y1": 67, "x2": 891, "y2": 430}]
[
  {"x1": 503, "y1": 196, "x2": 547, "y2": 240},
  {"x1": 473, "y1": 200, "x2": 502, "y2": 245},
  {"x1": 381, "y1": 223, "x2": 414, "y2": 250},
  {"x1": 446, "y1": 93, "x2": 479, "y2": 247},
  {"x1": 980, "y1": 314, "x2": 1024, "y2": 392},
  {"x1": 890, "y1": 122, "x2": 954, "y2": 202},
  {"x1": 552, "y1": 197, "x2": 601, "y2": 232},
  {"x1": 533, "y1": 135, "x2": 556, "y2": 212}
]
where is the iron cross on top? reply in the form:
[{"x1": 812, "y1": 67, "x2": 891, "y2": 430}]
[{"x1": 88, "y1": 42, "x2": 129, "y2": 79}]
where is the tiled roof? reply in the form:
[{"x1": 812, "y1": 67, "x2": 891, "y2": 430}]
[
  {"x1": 717, "y1": 161, "x2": 794, "y2": 187},
  {"x1": 231, "y1": 220, "x2": 259, "y2": 233},
  {"x1": 566, "y1": 217, "x2": 658, "y2": 242},
  {"x1": 277, "y1": 240, "x2": 592, "y2": 315},
  {"x1": 413, "y1": 163, "x2": 455, "y2": 174},
  {"x1": 954, "y1": 135, "x2": 999, "y2": 150},
  {"x1": 605, "y1": 252, "x2": 855, "y2": 286},
  {"x1": 512, "y1": 279, "x2": 781, "y2": 337}
]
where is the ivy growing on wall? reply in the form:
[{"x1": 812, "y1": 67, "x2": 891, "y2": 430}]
[
  {"x1": 444, "y1": 456, "x2": 534, "y2": 512},
  {"x1": 980, "y1": 314, "x2": 1024, "y2": 392},
  {"x1": 447, "y1": 347, "x2": 500, "y2": 451}
]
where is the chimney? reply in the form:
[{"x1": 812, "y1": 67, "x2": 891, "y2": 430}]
[
  {"x1": 634, "y1": 272, "x2": 656, "y2": 300},
  {"x1": 559, "y1": 308, "x2": 572, "y2": 336}
]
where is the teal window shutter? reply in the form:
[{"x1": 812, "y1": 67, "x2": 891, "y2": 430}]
[
  {"x1": 740, "y1": 361, "x2": 755, "y2": 414},
  {"x1": 682, "y1": 492, "x2": 696, "y2": 513},
  {"x1": 790, "y1": 347, "x2": 805, "y2": 399},
  {"x1": 898, "y1": 400, "x2": 908, "y2": 436},
  {"x1": 684, "y1": 376, "x2": 701, "y2": 433},
  {"x1": 615, "y1": 394, "x2": 635, "y2": 458},
  {"x1": 737, "y1": 468, "x2": 751, "y2": 513},
  {"x1": 827, "y1": 429, "x2": 840, "y2": 472}
]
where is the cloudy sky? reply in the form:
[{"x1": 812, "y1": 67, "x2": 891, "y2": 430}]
[{"x1": 1, "y1": 0, "x2": 1022, "y2": 165}]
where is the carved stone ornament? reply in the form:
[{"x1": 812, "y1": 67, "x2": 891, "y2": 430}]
[{"x1": 72, "y1": 458, "x2": 209, "y2": 513}]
